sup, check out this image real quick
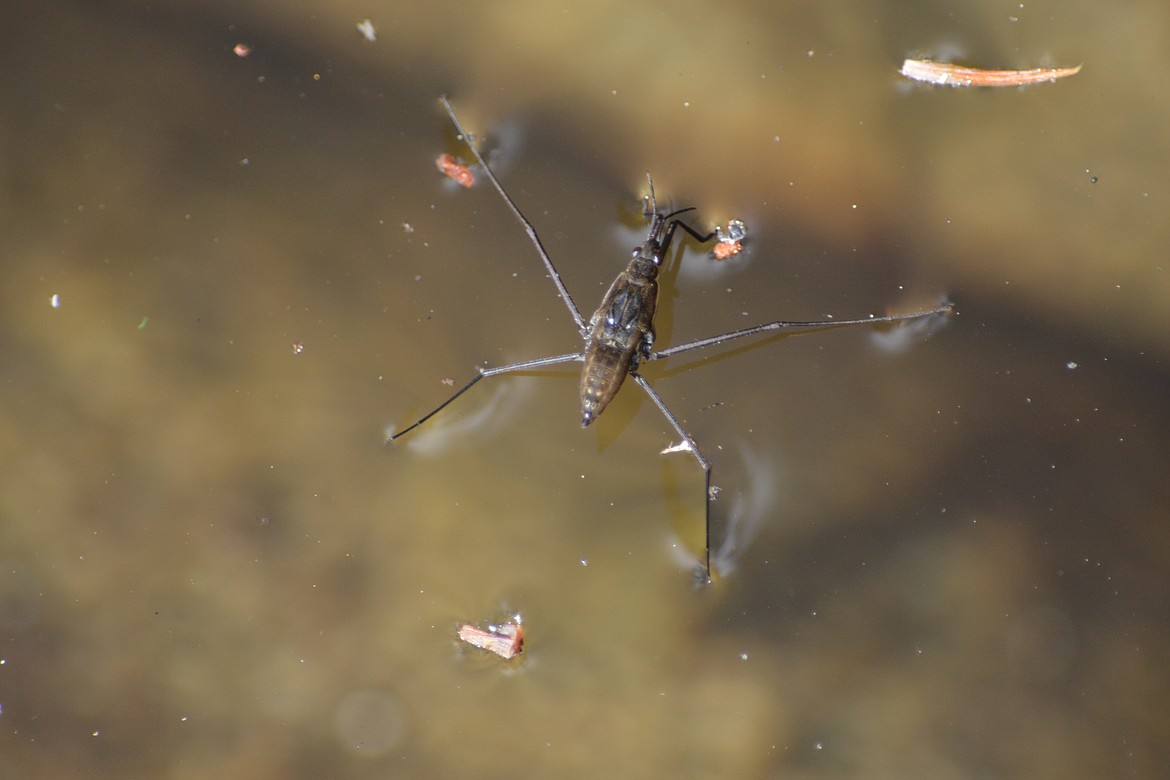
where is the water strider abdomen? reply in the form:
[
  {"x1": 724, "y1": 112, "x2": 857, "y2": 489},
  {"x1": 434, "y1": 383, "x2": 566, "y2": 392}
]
[{"x1": 579, "y1": 250, "x2": 661, "y2": 426}]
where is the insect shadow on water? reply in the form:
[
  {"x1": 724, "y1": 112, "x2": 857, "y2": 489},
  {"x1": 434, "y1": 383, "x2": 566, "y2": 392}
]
[{"x1": 388, "y1": 95, "x2": 953, "y2": 585}]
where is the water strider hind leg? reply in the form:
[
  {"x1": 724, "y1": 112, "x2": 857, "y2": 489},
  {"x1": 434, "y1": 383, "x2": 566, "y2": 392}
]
[
  {"x1": 630, "y1": 372, "x2": 713, "y2": 584},
  {"x1": 387, "y1": 352, "x2": 583, "y2": 441}
]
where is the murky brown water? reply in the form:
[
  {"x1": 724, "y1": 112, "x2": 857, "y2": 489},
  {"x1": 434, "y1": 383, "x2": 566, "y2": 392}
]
[{"x1": 3, "y1": 2, "x2": 1168, "y2": 778}]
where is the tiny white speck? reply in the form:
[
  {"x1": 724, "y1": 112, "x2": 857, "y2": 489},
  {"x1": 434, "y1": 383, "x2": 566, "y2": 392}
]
[
  {"x1": 1066, "y1": 361, "x2": 1078, "y2": 370},
  {"x1": 50, "y1": 293, "x2": 60, "y2": 308},
  {"x1": 580, "y1": 558, "x2": 589, "y2": 567},
  {"x1": 739, "y1": 652, "x2": 749, "y2": 661},
  {"x1": 356, "y1": 19, "x2": 377, "y2": 42}
]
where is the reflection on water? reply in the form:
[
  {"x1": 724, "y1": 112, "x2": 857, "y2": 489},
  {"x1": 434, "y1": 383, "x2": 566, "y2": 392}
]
[
  {"x1": 332, "y1": 688, "x2": 405, "y2": 757},
  {"x1": 3, "y1": 1, "x2": 1169, "y2": 778},
  {"x1": 710, "y1": 443, "x2": 778, "y2": 578},
  {"x1": 866, "y1": 301, "x2": 954, "y2": 354}
]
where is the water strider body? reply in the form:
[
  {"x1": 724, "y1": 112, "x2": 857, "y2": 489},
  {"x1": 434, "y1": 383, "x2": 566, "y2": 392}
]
[
  {"x1": 579, "y1": 192, "x2": 712, "y2": 427},
  {"x1": 388, "y1": 96, "x2": 952, "y2": 583}
]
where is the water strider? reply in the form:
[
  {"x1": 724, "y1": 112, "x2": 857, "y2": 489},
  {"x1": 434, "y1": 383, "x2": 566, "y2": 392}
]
[{"x1": 389, "y1": 95, "x2": 952, "y2": 584}]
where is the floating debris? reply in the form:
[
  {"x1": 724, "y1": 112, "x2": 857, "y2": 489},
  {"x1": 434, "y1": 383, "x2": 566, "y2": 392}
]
[
  {"x1": 711, "y1": 219, "x2": 747, "y2": 260},
  {"x1": 233, "y1": 43, "x2": 251, "y2": 58},
  {"x1": 457, "y1": 615, "x2": 524, "y2": 660},
  {"x1": 436, "y1": 153, "x2": 475, "y2": 188},
  {"x1": 900, "y1": 59, "x2": 1082, "y2": 87},
  {"x1": 356, "y1": 19, "x2": 377, "y2": 42}
]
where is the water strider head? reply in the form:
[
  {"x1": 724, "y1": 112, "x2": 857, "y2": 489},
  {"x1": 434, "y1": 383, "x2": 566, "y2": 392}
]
[{"x1": 628, "y1": 173, "x2": 702, "y2": 279}]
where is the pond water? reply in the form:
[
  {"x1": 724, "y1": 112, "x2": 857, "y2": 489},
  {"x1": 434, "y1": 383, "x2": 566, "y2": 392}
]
[{"x1": 2, "y1": 2, "x2": 1167, "y2": 778}]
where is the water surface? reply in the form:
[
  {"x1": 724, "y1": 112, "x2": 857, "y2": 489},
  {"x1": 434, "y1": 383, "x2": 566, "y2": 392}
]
[{"x1": 2, "y1": 2, "x2": 1167, "y2": 777}]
